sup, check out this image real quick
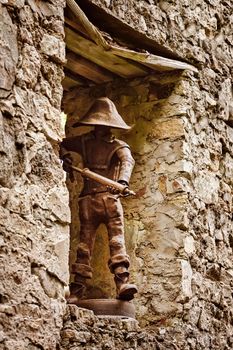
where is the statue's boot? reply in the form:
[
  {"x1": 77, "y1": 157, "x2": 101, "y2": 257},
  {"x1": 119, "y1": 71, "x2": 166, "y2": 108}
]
[
  {"x1": 66, "y1": 275, "x2": 86, "y2": 302},
  {"x1": 114, "y1": 266, "x2": 138, "y2": 301}
]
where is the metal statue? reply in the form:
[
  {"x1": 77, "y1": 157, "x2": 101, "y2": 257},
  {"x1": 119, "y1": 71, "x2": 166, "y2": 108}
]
[{"x1": 60, "y1": 97, "x2": 138, "y2": 301}]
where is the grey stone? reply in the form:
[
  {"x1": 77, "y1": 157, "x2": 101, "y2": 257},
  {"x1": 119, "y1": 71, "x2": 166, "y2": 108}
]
[
  {"x1": 0, "y1": 5, "x2": 18, "y2": 96},
  {"x1": 40, "y1": 34, "x2": 66, "y2": 64}
]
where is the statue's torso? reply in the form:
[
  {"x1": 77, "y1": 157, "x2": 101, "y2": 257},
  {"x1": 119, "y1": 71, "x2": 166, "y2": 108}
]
[{"x1": 80, "y1": 134, "x2": 125, "y2": 197}]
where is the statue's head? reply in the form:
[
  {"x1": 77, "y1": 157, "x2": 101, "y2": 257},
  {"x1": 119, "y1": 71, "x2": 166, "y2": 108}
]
[{"x1": 72, "y1": 97, "x2": 131, "y2": 130}]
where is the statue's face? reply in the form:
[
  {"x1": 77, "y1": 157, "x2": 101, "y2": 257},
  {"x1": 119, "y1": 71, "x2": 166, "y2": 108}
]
[{"x1": 94, "y1": 125, "x2": 111, "y2": 138}]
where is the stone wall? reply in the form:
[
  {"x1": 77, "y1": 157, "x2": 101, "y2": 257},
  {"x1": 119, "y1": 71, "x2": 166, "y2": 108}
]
[
  {"x1": 181, "y1": 68, "x2": 233, "y2": 349},
  {"x1": 0, "y1": 0, "x2": 232, "y2": 349},
  {"x1": 0, "y1": 1, "x2": 70, "y2": 349}
]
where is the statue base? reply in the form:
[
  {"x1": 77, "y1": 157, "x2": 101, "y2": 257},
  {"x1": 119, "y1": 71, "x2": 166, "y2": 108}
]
[{"x1": 67, "y1": 297, "x2": 135, "y2": 319}]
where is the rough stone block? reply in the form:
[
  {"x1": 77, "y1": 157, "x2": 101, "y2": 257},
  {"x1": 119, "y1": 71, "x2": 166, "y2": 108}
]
[
  {"x1": 16, "y1": 44, "x2": 40, "y2": 88},
  {"x1": 193, "y1": 171, "x2": 220, "y2": 204},
  {"x1": 0, "y1": 5, "x2": 18, "y2": 96},
  {"x1": 40, "y1": 34, "x2": 66, "y2": 64},
  {"x1": 150, "y1": 118, "x2": 184, "y2": 140},
  {"x1": 179, "y1": 259, "x2": 193, "y2": 300}
]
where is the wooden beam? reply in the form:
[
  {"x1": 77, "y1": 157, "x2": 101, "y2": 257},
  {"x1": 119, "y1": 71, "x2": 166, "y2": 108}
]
[
  {"x1": 66, "y1": 0, "x2": 109, "y2": 49},
  {"x1": 65, "y1": 27, "x2": 149, "y2": 78},
  {"x1": 66, "y1": 0, "x2": 198, "y2": 73},
  {"x1": 110, "y1": 46, "x2": 198, "y2": 72},
  {"x1": 66, "y1": 51, "x2": 115, "y2": 83},
  {"x1": 65, "y1": 17, "x2": 87, "y2": 38},
  {"x1": 63, "y1": 68, "x2": 93, "y2": 90}
]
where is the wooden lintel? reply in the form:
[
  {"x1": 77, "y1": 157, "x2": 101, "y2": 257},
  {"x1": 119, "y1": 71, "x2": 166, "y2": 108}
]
[
  {"x1": 67, "y1": 0, "x2": 198, "y2": 73},
  {"x1": 66, "y1": 0, "x2": 109, "y2": 49},
  {"x1": 65, "y1": 17, "x2": 88, "y2": 39},
  {"x1": 65, "y1": 27, "x2": 148, "y2": 78},
  {"x1": 110, "y1": 46, "x2": 198, "y2": 72},
  {"x1": 63, "y1": 68, "x2": 93, "y2": 89},
  {"x1": 66, "y1": 51, "x2": 114, "y2": 83}
]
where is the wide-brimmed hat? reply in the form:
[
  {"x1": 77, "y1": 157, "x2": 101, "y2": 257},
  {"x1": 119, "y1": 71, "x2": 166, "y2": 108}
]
[{"x1": 72, "y1": 97, "x2": 131, "y2": 130}]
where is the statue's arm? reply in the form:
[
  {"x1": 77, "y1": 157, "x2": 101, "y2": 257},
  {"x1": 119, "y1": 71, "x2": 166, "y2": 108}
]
[
  {"x1": 59, "y1": 136, "x2": 83, "y2": 175},
  {"x1": 116, "y1": 147, "x2": 135, "y2": 185},
  {"x1": 60, "y1": 136, "x2": 82, "y2": 156}
]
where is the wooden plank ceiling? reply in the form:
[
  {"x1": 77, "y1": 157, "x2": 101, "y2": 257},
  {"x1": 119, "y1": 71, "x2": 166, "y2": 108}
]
[{"x1": 63, "y1": 0, "x2": 197, "y2": 91}]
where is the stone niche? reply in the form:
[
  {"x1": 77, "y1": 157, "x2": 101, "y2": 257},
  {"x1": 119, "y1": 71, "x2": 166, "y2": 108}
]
[{"x1": 62, "y1": 70, "x2": 193, "y2": 325}]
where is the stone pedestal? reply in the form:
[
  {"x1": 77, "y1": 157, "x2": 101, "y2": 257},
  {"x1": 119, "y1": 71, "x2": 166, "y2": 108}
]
[
  {"x1": 68, "y1": 298, "x2": 136, "y2": 319},
  {"x1": 61, "y1": 304, "x2": 164, "y2": 349}
]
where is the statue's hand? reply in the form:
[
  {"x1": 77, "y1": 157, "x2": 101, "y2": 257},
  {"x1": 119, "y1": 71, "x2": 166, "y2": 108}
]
[
  {"x1": 107, "y1": 180, "x2": 128, "y2": 195},
  {"x1": 107, "y1": 186, "x2": 120, "y2": 195},
  {"x1": 62, "y1": 153, "x2": 73, "y2": 173}
]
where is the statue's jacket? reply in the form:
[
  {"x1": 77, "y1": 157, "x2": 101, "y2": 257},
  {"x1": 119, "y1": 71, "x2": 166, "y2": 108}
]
[{"x1": 60, "y1": 131, "x2": 135, "y2": 197}]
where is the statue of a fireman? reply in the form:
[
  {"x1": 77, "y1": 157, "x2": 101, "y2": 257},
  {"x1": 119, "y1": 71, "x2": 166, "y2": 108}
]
[{"x1": 60, "y1": 97, "x2": 138, "y2": 301}]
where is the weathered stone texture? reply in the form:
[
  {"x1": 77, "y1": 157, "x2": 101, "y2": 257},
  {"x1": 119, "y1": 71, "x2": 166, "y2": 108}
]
[
  {"x1": 180, "y1": 76, "x2": 233, "y2": 350},
  {"x1": 61, "y1": 304, "x2": 177, "y2": 350},
  {"x1": 1, "y1": 0, "x2": 232, "y2": 348},
  {"x1": 0, "y1": 4, "x2": 18, "y2": 96},
  {"x1": 0, "y1": 1, "x2": 69, "y2": 349}
]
